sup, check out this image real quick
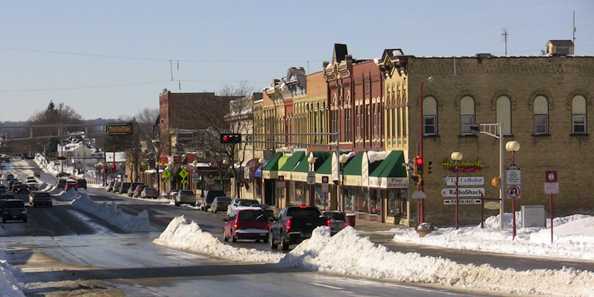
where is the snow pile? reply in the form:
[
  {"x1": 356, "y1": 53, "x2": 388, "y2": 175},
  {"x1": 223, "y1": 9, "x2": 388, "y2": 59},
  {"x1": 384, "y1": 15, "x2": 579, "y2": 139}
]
[
  {"x1": 71, "y1": 192, "x2": 153, "y2": 232},
  {"x1": 0, "y1": 260, "x2": 25, "y2": 297},
  {"x1": 392, "y1": 213, "x2": 594, "y2": 261},
  {"x1": 283, "y1": 226, "x2": 594, "y2": 297},
  {"x1": 153, "y1": 216, "x2": 282, "y2": 263}
]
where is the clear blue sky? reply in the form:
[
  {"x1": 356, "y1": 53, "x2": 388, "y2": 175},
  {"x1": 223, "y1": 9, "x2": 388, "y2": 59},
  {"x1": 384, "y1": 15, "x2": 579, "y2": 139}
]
[{"x1": 0, "y1": 0, "x2": 592, "y2": 121}]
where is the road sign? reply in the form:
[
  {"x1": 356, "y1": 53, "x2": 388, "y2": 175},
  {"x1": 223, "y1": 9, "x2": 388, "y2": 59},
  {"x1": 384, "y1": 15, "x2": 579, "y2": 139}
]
[
  {"x1": 412, "y1": 191, "x2": 427, "y2": 200},
  {"x1": 307, "y1": 172, "x2": 315, "y2": 185},
  {"x1": 179, "y1": 167, "x2": 189, "y2": 181},
  {"x1": 507, "y1": 185, "x2": 521, "y2": 199},
  {"x1": 441, "y1": 187, "x2": 485, "y2": 197},
  {"x1": 443, "y1": 199, "x2": 481, "y2": 205},
  {"x1": 444, "y1": 176, "x2": 484, "y2": 187},
  {"x1": 106, "y1": 122, "x2": 134, "y2": 136},
  {"x1": 506, "y1": 169, "x2": 522, "y2": 186},
  {"x1": 544, "y1": 182, "x2": 559, "y2": 194}
]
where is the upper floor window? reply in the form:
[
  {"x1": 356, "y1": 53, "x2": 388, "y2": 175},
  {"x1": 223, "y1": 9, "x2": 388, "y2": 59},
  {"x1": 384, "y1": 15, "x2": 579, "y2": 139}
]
[
  {"x1": 496, "y1": 96, "x2": 512, "y2": 136},
  {"x1": 460, "y1": 96, "x2": 476, "y2": 135},
  {"x1": 423, "y1": 96, "x2": 438, "y2": 136},
  {"x1": 572, "y1": 95, "x2": 587, "y2": 135},
  {"x1": 533, "y1": 96, "x2": 549, "y2": 135}
]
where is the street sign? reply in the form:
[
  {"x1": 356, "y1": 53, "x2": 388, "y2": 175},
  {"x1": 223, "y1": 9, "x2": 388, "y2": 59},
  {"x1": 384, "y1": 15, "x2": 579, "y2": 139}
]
[
  {"x1": 106, "y1": 122, "x2": 134, "y2": 136},
  {"x1": 412, "y1": 191, "x2": 427, "y2": 200},
  {"x1": 506, "y1": 169, "x2": 522, "y2": 186},
  {"x1": 321, "y1": 175, "x2": 329, "y2": 193},
  {"x1": 443, "y1": 199, "x2": 481, "y2": 205},
  {"x1": 307, "y1": 172, "x2": 315, "y2": 185},
  {"x1": 544, "y1": 182, "x2": 559, "y2": 194},
  {"x1": 484, "y1": 201, "x2": 501, "y2": 210},
  {"x1": 179, "y1": 167, "x2": 189, "y2": 181},
  {"x1": 441, "y1": 187, "x2": 485, "y2": 197},
  {"x1": 444, "y1": 176, "x2": 484, "y2": 187},
  {"x1": 507, "y1": 185, "x2": 521, "y2": 199}
]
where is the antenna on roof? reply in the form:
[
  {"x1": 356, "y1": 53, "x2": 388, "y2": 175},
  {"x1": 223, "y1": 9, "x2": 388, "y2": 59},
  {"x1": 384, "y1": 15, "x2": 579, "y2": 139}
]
[
  {"x1": 502, "y1": 28, "x2": 509, "y2": 56},
  {"x1": 572, "y1": 10, "x2": 576, "y2": 50}
]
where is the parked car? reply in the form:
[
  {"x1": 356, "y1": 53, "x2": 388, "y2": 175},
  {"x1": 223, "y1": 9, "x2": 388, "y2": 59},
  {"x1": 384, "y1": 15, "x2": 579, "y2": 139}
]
[
  {"x1": 0, "y1": 185, "x2": 6, "y2": 194},
  {"x1": 76, "y1": 179, "x2": 87, "y2": 190},
  {"x1": 224, "y1": 209, "x2": 270, "y2": 242},
  {"x1": 29, "y1": 192, "x2": 52, "y2": 208},
  {"x1": 141, "y1": 187, "x2": 159, "y2": 199},
  {"x1": 227, "y1": 198, "x2": 261, "y2": 217},
  {"x1": 118, "y1": 182, "x2": 131, "y2": 194},
  {"x1": 15, "y1": 187, "x2": 30, "y2": 203},
  {"x1": 175, "y1": 190, "x2": 196, "y2": 206},
  {"x1": 0, "y1": 199, "x2": 27, "y2": 223},
  {"x1": 112, "y1": 182, "x2": 122, "y2": 193},
  {"x1": 321, "y1": 211, "x2": 348, "y2": 235},
  {"x1": 209, "y1": 196, "x2": 231, "y2": 213},
  {"x1": 106, "y1": 181, "x2": 115, "y2": 192},
  {"x1": 132, "y1": 184, "x2": 145, "y2": 198},
  {"x1": 198, "y1": 190, "x2": 225, "y2": 211},
  {"x1": 127, "y1": 183, "x2": 143, "y2": 197},
  {"x1": 64, "y1": 180, "x2": 79, "y2": 191},
  {"x1": 269, "y1": 206, "x2": 324, "y2": 251},
  {"x1": 6, "y1": 173, "x2": 15, "y2": 181}
]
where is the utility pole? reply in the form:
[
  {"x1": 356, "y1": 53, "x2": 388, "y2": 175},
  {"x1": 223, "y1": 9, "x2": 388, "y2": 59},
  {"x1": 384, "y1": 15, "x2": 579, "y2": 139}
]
[
  {"x1": 572, "y1": 10, "x2": 576, "y2": 50},
  {"x1": 502, "y1": 29, "x2": 509, "y2": 56}
]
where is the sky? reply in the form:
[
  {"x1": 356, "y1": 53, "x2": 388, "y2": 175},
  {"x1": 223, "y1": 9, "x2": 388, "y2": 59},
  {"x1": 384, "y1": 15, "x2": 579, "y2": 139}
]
[{"x1": 0, "y1": 0, "x2": 592, "y2": 121}]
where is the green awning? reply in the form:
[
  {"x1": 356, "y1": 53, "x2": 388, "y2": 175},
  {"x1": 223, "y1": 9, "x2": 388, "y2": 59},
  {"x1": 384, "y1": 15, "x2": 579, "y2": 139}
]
[
  {"x1": 370, "y1": 151, "x2": 407, "y2": 178},
  {"x1": 295, "y1": 152, "x2": 331, "y2": 173},
  {"x1": 262, "y1": 152, "x2": 283, "y2": 171},
  {"x1": 316, "y1": 156, "x2": 332, "y2": 175},
  {"x1": 342, "y1": 152, "x2": 363, "y2": 176},
  {"x1": 279, "y1": 151, "x2": 305, "y2": 172}
]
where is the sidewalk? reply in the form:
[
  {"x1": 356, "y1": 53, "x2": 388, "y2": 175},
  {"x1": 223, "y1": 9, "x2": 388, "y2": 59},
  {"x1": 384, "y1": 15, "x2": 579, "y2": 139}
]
[{"x1": 354, "y1": 219, "x2": 594, "y2": 272}]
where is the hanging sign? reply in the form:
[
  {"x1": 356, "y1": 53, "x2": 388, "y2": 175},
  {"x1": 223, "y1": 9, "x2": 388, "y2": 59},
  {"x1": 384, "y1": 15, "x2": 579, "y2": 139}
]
[
  {"x1": 441, "y1": 188, "x2": 485, "y2": 197},
  {"x1": 444, "y1": 176, "x2": 484, "y2": 187}
]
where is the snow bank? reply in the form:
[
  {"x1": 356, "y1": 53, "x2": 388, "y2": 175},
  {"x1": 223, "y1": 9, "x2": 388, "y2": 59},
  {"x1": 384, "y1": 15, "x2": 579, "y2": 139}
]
[
  {"x1": 153, "y1": 216, "x2": 282, "y2": 263},
  {"x1": 155, "y1": 216, "x2": 594, "y2": 296},
  {"x1": 284, "y1": 226, "x2": 594, "y2": 297},
  {"x1": 71, "y1": 192, "x2": 153, "y2": 232},
  {"x1": 392, "y1": 213, "x2": 594, "y2": 261},
  {"x1": 0, "y1": 260, "x2": 25, "y2": 297}
]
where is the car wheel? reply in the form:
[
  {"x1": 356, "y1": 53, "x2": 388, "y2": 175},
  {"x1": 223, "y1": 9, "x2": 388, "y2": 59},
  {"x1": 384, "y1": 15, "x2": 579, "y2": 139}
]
[
  {"x1": 269, "y1": 233, "x2": 278, "y2": 249},
  {"x1": 281, "y1": 236, "x2": 290, "y2": 251}
]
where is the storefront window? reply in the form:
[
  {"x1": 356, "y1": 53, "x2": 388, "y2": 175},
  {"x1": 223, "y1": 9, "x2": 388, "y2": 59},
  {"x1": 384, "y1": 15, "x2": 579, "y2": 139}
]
[
  {"x1": 387, "y1": 190, "x2": 407, "y2": 218},
  {"x1": 291, "y1": 182, "x2": 306, "y2": 205},
  {"x1": 368, "y1": 189, "x2": 381, "y2": 215}
]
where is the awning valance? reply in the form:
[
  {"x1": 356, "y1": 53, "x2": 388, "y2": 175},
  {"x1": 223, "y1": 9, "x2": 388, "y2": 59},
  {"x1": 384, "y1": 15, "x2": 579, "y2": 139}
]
[{"x1": 369, "y1": 151, "x2": 408, "y2": 188}]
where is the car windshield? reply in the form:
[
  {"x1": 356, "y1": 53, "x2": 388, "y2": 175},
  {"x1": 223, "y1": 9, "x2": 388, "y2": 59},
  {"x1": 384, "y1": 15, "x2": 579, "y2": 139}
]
[
  {"x1": 324, "y1": 212, "x2": 346, "y2": 220},
  {"x1": 287, "y1": 207, "x2": 321, "y2": 218},
  {"x1": 238, "y1": 210, "x2": 266, "y2": 221},
  {"x1": 238, "y1": 199, "x2": 259, "y2": 207}
]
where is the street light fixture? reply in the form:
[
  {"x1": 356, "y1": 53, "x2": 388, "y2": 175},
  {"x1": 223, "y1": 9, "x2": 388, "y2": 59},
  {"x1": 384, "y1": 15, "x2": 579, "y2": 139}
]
[
  {"x1": 450, "y1": 151, "x2": 463, "y2": 229},
  {"x1": 505, "y1": 140, "x2": 520, "y2": 240},
  {"x1": 308, "y1": 153, "x2": 316, "y2": 207},
  {"x1": 338, "y1": 153, "x2": 349, "y2": 211}
]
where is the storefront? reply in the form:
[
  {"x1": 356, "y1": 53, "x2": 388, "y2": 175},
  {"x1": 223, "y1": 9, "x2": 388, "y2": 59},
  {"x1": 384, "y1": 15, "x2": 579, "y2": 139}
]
[
  {"x1": 278, "y1": 151, "x2": 305, "y2": 207},
  {"x1": 368, "y1": 150, "x2": 409, "y2": 225},
  {"x1": 261, "y1": 152, "x2": 283, "y2": 207}
]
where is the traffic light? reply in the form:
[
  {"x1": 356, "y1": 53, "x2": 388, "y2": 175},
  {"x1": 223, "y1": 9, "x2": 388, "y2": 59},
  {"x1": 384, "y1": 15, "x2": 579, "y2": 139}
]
[
  {"x1": 415, "y1": 155, "x2": 424, "y2": 176},
  {"x1": 220, "y1": 133, "x2": 242, "y2": 144},
  {"x1": 427, "y1": 161, "x2": 433, "y2": 174}
]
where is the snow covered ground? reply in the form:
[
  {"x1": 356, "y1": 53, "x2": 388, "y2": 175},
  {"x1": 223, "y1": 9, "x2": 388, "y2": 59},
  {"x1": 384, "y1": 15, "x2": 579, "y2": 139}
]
[
  {"x1": 154, "y1": 216, "x2": 282, "y2": 263},
  {"x1": 392, "y1": 213, "x2": 594, "y2": 261},
  {"x1": 70, "y1": 191, "x2": 154, "y2": 232},
  {"x1": 0, "y1": 254, "x2": 25, "y2": 297},
  {"x1": 156, "y1": 216, "x2": 594, "y2": 297}
]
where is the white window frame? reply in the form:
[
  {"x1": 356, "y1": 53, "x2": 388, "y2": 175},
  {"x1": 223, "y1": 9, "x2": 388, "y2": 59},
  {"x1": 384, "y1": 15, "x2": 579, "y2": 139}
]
[
  {"x1": 533, "y1": 96, "x2": 549, "y2": 136},
  {"x1": 459, "y1": 96, "x2": 476, "y2": 136},
  {"x1": 423, "y1": 115, "x2": 437, "y2": 136},
  {"x1": 572, "y1": 114, "x2": 587, "y2": 135},
  {"x1": 423, "y1": 97, "x2": 438, "y2": 136}
]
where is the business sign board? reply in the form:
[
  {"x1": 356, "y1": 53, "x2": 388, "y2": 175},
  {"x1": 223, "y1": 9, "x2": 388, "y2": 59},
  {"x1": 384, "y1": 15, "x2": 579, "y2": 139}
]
[
  {"x1": 444, "y1": 176, "x2": 484, "y2": 187},
  {"x1": 106, "y1": 122, "x2": 134, "y2": 136},
  {"x1": 443, "y1": 199, "x2": 482, "y2": 205},
  {"x1": 441, "y1": 187, "x2": 485, "y2": 198}
]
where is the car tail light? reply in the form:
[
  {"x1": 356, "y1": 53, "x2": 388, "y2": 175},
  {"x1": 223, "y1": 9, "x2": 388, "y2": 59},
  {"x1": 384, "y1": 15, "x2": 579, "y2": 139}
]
[
  {"x1": 233, "y1": 221, "x2": 239, "y2": 229},
  {"x1": 284, "y1": 218, "x2": 292, "y2": 232},
  {"x1": 325, "y1": 219, "x2": 332, "y2": 226}
]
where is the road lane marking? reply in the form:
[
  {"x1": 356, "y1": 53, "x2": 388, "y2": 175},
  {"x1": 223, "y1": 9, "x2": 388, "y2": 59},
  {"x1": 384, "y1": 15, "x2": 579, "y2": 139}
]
[{"x1": 312, "y1": 282, "x2": 343, "y2": 290}]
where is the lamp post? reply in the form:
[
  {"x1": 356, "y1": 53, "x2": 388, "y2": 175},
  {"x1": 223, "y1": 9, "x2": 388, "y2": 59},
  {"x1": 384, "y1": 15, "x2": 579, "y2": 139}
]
[
  {"x1": 338, "y1": 153, "x2": 349, "y2": 211},
  {"x1": 450, "y1": 151, "x2": 463, "y2": 229},
  {"x1": 505, "y1": 140, "x2": 520, "y2": 240},
  {"x1": 151, "y1": 139, "x2": 161, "y2": 197},
  {"x1": 222, "y1": 159, "x2": 229, "y2": 193},
  {"x1": 308, "y1": 153, "x2": 316, "y2": 207}
]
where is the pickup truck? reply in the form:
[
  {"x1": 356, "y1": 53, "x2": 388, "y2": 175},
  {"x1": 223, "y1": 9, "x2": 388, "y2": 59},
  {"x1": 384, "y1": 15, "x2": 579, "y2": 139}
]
[{"x1": 269, "y1": 206, "x2": 324, "y2": 251}]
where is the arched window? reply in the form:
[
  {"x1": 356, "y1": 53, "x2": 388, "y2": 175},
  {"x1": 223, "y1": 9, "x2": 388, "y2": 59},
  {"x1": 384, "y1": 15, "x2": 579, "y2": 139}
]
[
  {"x1": 460, "y1": 96, "x2": 476, "y2": 135},
  {"x1": 423, "y1": 96, "x2": 438, "y2": 136},
  {"x1": 572, "y1": 95, "x2": 587, "y2": 135},
  {"x1": 496, "y1": 96, "x2": 512, "y2": 136},
  {"x1": 533, "y1": 96, "x2": 549, "y2": 135}
]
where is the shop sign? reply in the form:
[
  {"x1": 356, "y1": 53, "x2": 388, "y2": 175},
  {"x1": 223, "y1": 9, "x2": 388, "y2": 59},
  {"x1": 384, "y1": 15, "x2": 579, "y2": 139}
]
[
  {"x1": 443, "y1": 199, "x2": 481, "y2": 205},
  {"x1": 441, "y1": 159, "x2": 483, "y2": 173},
  {"x1": 444, "y1": 176, "x2": 484, "y2": 187},
  {"x1": 441, "y1": 187, "x2": 485, "y2": 198},
  {"x1": 307, "y1": 172, "x2": 315, "y2": 185}
]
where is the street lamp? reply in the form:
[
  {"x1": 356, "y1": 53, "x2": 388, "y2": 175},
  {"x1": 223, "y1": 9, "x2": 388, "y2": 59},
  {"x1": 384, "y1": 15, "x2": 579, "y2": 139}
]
[
  {"x1": 151, "y1": 139, "x2": 161, "y2": 197},
  {"x1": 450, "y1": 151, "x2": 463, "y2": 229},
  {"x1": 418, "y1": 76, "x2": 433, "y2": 224},
  {"x1": 505, "y1": 141, "x2": 520, "y2": 240},
  {"x1": 338, "y1": 153, "x2": 349, "y2": 211},
  {"x1": 308, "y1": 153, "x2": 316, "y2": 207}
]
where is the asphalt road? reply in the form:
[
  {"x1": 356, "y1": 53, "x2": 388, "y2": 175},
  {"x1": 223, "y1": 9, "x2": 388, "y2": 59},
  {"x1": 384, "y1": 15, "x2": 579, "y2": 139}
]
[{"x1": 0, "y1": 158, "x2": 485, "y2": 297}]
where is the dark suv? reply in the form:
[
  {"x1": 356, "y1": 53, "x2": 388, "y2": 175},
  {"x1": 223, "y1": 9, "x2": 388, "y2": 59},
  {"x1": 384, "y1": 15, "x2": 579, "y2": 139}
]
[
  {"x1": 1, "y1": 199, "x2": 27, "y2": 223},
  {"x1": 269, "y1": 206, "x2": 324, "y2": 250}
]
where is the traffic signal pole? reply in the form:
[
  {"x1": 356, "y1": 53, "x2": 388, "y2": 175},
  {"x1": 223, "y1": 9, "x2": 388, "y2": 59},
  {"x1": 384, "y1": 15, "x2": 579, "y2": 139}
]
[{"x1": 418, "y1": 81, "x2": 425, "y2": 224}]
